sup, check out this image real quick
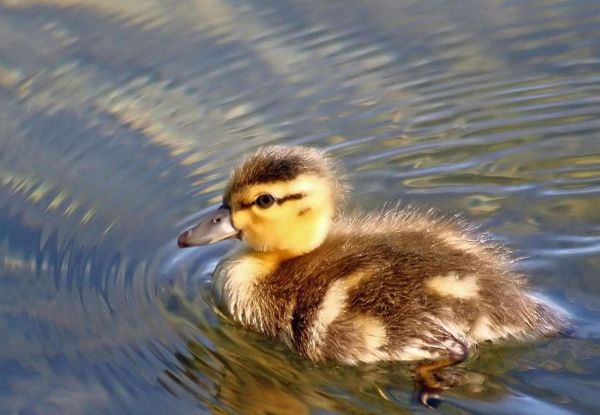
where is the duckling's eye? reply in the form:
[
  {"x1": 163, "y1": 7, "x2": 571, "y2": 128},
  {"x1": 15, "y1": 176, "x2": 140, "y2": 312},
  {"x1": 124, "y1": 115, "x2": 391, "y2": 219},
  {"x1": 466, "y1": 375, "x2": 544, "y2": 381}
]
[{"x1": 256, "y1": 194, "x2": 275, "y2": 209}]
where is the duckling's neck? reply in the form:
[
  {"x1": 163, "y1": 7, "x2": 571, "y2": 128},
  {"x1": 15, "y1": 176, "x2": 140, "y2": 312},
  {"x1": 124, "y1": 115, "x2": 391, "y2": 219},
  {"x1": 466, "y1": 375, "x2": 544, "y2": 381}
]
[{"x1": 240, "y1": 248, "x2": 290, "y2": 270}]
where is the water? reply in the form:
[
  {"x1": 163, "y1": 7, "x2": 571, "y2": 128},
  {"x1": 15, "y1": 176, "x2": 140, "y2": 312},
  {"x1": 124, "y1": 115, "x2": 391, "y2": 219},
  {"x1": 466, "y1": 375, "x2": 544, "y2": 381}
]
[{"x1": 1, "y1": 0, "x2": 599, "y2": 413}]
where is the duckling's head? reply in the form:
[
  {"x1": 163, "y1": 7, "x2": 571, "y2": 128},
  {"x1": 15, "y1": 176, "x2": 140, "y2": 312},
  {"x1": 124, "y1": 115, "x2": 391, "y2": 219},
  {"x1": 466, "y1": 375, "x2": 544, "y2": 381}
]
[{"x1": 178, "y1": 146, "x2": 344, "y2": 256}]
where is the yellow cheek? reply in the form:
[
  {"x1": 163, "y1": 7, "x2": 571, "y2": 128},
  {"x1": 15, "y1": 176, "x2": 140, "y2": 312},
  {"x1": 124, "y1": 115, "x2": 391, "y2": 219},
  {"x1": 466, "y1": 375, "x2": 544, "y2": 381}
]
[
  {"x1": 232, "y1": 209, "x2": 267, "y2": 249},
  {"x1": 255, "y1": 204, "x2": 291, "y2": 223},
  {"x1": 231, "y1": 210, "x2": 251, "y2": 230}
]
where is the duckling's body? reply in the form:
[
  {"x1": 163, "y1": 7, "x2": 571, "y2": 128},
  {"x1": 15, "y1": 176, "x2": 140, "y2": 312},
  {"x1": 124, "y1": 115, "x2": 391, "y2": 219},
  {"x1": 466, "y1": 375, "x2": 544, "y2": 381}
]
[
  {"x1": 213, "y1": 211, "x2": 562, "y2": 364},
  {"x1": 179, "y1": 146, "x2": 565, "y2": 368}
]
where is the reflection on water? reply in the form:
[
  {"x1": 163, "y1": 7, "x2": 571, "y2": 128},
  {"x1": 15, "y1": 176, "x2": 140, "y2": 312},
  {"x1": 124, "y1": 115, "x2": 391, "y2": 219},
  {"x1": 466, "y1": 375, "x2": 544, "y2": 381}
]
[{"x1": 1, "y1": 0, "x2": 600, "y2": 413}]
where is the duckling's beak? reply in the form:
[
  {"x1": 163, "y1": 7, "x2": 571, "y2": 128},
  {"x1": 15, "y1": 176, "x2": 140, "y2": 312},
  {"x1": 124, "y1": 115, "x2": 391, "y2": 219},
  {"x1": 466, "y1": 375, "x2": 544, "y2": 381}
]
[{"x1": 177, "y1": 206, "x2": 239, "y2": 248}]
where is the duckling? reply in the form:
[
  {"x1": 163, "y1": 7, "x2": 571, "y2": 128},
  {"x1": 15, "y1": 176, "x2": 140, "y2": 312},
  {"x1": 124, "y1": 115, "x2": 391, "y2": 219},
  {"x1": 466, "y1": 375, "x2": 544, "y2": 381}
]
[{"x1": 177, "y1": 145, "x2": 566, "y2": 402}]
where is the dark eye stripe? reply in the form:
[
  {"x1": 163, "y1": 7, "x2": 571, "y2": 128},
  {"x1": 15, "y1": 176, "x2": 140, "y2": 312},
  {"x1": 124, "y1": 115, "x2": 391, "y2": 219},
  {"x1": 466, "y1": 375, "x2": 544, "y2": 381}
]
[
  {"x1": 238, "y1": 201, "x2": 254, "y2": 209},
  {"x1": 237, "y1": 193, "x2": 305, "y2": 210},
  {"x1": 276, "y1": 193, "x2": 304, "y2": 205}
]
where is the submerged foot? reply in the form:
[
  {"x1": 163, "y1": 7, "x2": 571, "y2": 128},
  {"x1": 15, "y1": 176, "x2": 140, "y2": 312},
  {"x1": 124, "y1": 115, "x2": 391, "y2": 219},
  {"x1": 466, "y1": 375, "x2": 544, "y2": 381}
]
[{"x1": 414, "y1": 345, "x2": 468, "y2": 408}]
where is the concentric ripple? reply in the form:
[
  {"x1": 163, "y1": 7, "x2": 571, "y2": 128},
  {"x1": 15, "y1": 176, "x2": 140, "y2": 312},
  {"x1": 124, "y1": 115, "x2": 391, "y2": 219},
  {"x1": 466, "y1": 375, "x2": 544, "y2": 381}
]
[{"x1": 1, "y1": 0, "x2": 599, "y2": 414}]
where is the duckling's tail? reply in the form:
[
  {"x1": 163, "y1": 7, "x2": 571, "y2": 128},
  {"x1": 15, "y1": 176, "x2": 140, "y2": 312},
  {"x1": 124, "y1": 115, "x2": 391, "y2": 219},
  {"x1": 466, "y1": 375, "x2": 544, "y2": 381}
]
[
  {"x1": 526, "y1": 293, "x2": 572, "y2": 338},
  {"x1": 529, "y1": 292, "x2": 600, "y2": 340}
]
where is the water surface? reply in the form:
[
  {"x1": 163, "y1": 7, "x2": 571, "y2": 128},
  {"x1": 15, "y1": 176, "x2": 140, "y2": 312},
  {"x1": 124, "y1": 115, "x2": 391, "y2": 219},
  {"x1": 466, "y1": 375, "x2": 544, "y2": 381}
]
[{"x1": 1, "y1": 0, "x2": 600, "y2": 413}]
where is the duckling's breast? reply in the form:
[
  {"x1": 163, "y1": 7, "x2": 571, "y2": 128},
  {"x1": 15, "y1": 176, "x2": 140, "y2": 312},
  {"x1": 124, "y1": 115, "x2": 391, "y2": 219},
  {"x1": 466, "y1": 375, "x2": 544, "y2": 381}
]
[{"x1": 212, "y1": 248, "x2": 297, "y2": 344}]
